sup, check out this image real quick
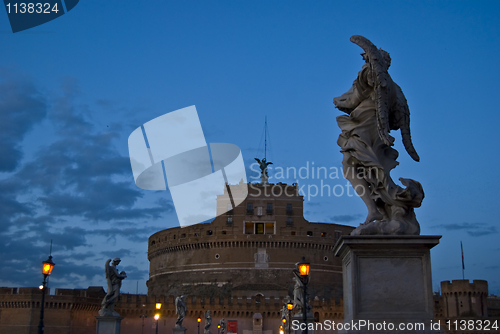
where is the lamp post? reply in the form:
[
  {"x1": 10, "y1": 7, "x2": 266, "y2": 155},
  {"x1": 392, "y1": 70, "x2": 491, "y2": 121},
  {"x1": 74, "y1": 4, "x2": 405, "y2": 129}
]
[
  {"x1": 38, "y1": 254, "x2": 55, "y2": 334},
  {"x1": 281, "y1": 318, "x2": 286, "y2": 334},
  {"x1": 296, "y1": 257, "x2": 310, "y2": 334},
  {"x1": 287, "y1": 302, "x2": 293, "y2": 334},
  {"x1": 155, "y1": 302, "x2": 162, "y2": 334},
  {"x1": 140, "y1": 304, "x2": 147, "y2": 334},
  {"x1": 217, "y1": 323, "x2": 221, "y2": 334},
  {"x1": 198, "y1": 317, "x2": 202, "y2": 334}
]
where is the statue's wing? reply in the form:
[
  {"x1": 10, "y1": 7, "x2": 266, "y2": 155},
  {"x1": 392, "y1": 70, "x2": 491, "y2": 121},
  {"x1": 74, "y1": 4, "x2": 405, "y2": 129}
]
[
  {"x1": 104, "y1": 259, "x2": 111, "y2": 279},
  {"x1": 254, "y1": 158, "x2": 261, "y2": 163},
  {"x1": 350, "y1": 35, "x2": 394, "y2": 146},
  {"x1": 390, "y1": 84, "x2": 420, "y2": 162}
]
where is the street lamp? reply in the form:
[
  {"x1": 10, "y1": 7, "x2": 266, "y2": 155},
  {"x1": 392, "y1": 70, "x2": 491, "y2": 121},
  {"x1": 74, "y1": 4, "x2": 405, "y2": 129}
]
[
  {"x1": 155, "y1": 302, "x2": 162, "y2": 334},
  {"x1": 140, "y1": 304, "x2": 147, "y2": 334},
  {"x1": 198, "y1": 317, "x2": 202, "y2": 334},
  {"x1": 296, "y1": 257, "x2": 310, "y2": 334},
  {"x1": 217, "y1": 323, "x2": 221, "y2": 334},
  {"x1": 154, "y1": 313, "x2": 160, "y2": 334},
  {"x1": 287, "y1": 302, "x2": 293, "y2": 334},
  {"x1": 38, "y1": 254, "x2": 55, "y2": 334}
]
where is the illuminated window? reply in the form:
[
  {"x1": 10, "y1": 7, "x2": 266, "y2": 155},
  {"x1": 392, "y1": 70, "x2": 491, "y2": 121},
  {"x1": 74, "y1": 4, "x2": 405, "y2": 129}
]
[
  {"x1": 245, "y1": 223, "x2": 254, "y2": 234},
  {"x1": 255, "y1": 223, "x2": 264, "y2": 234},
  {"x1": 265, "y1": 223, "x2": 274, "y2": 234}
]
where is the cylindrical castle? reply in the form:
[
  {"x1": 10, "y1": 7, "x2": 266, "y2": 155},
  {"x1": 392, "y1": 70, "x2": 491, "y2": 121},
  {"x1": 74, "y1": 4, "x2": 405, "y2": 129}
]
[{"x1": 147, "y1": 181, "x2": 354, "y2": 301}]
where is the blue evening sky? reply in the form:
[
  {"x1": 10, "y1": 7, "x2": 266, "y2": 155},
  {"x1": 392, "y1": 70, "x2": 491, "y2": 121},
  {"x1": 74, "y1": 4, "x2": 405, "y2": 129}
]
[{"x1": 0, "y1": 1, "x2": 499, "y2": 295}]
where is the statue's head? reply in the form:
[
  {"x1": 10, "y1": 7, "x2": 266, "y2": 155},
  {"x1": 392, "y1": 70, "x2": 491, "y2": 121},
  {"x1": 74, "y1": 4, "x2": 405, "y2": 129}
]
[
  {"x1": 112, "y1": 258, "x2": 121, "y2": 265},
  {"x1": 379, "y1": 48, "x2": 391, "y2": 69}
]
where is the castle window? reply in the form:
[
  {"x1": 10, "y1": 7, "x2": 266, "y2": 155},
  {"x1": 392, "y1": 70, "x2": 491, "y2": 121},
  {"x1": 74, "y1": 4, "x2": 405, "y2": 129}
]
[
  {"x1": 151, "y1": 240, "x2": 156, "y2": 245},
  {"x1": 194, "y1": 232, "x2": 199, "y2": 237},
  {"x1": 227, "y1": 216, "x2": 233, "y2": 225},
  {"x1": 255, "y1": 223, "x2": 264, "y2": 234},
  {"x1": 222, "y1": 230, "x2": 227, "y2": 235},
  {"x1": 266, "y1": 203, "x2": 273, "y2": 215},
  {"x1": 291, "y1": 231, "x2": 296, "y2": 235},
  {"x1": 286, "y1": 218, "x2": 293, "y2": 226},
  {"x1": 307, "y1": 231, "x2": 313, "y2": 236},
  {"x1": 180, "y1": 233, "x2": 186, "y2": 239},
  {"x1": 173, "y1": 235, "x2": 176, "y2": 239},
  {"x1": 321, "y1": 232, "x2": 327, "y2": 237},
  {"x1": 334, "y1": 231, "x2": 341, "y2": 239},
  {"x1": 265, "y1": 223, "x2": 274, "y2": 234},
  {"x1": 244, "y1": 222, "x2": 275, "y2": 235},
  {"x1": 286, "y1": 203, "x2": 293, "y2": 215},
  {"x1": 247, "y1": 203, "x2": 254, "y2": 215},
  {"x1": 207, "y1": 230, "x2": 213, "y2": 236},
  {"x1": 256, "y1": 206, "x2": 263, "y2": 216},
  {"x1": 245, "y1": 223, "x2": 254, "y2": 234}
]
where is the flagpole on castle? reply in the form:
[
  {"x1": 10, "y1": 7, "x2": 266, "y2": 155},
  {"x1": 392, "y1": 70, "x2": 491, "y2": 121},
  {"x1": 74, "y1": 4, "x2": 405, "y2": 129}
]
[{"x1": 461, "y1": 241, "x2": 465, "y2": 280}]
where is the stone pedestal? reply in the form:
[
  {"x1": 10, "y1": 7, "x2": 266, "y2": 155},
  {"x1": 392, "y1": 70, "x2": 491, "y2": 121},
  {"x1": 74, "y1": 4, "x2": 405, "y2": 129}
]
[
  {"x1": 173, "y1": 326, "x2": 187, "y2": 334},
  {"x1": 292, "y1": 314, "x2": 315, "y2": 334},
  {"x1": 95, "y1": 316, "x2": 123, "y2": 334},
  {"x1": 333, "y1": 235, "x2": 441, "y2": 334}
]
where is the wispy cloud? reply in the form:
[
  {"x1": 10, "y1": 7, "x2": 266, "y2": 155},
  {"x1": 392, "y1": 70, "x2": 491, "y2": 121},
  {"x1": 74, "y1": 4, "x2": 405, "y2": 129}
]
[
  {"x1": 0, "y1": 75, "x2": 167, "y2": 287},
  {"x1": 0, "y1": 70, "x2": 47, "y2": 172},
  {"x1": 330, "y1": 214, "x2": 362, "y2": 223},
  {"x1": 432, "y1": 222, "x2": 498, "y2": 237}
]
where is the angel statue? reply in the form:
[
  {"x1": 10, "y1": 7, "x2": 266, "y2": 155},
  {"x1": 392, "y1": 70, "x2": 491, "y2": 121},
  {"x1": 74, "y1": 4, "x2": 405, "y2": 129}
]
[
  {"x1": 204, "y1": 310, "x2": 212, "y2": 334},
  {"x1": 98, "y1": 258, "x2": 127, "y2": 316},
  {"x1": 254, "y1": 157, "x2": 273, "y2": 182},
  {"x1": 292, "y1": 269, "x2": 311, "y2": 317},
  {"x1": 333, "y1": 35, "x2": 424, "y2": 235},
  {"x1": 175, "y1": 295, "x2": 187, "y2": 328},
  {"x1": 220, "y1": 318, "x2": 226, "y2": 334}
]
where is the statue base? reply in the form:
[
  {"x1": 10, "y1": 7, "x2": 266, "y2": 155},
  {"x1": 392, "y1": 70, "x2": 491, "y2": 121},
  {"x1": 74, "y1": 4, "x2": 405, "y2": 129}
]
[
  {"x1": 95, "y1": 316, "x2": 123, "y2": 334},
  {"x1": 173, "y1": 326, "x2": 187, "y2": 334},
  {"x1": 333, "y1": 235, "x2": 441, "y2": 334},
  {"x1": 292, "y1": 314, "x2": 315, "y2": 334}
]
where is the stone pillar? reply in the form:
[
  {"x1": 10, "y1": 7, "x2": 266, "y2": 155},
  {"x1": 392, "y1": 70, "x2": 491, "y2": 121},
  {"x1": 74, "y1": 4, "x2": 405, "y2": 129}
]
[
  {"x1": 292, "y1": 314, "x2": 315, "y2": 334},
  {"x1": 173, "y1": 327, "x2": 187, "y2": 334},
  {"x1": 95, "y1": 316, "x2": 123, "y2": 334},
  {"x1": 333, "y1": 235, "x2": 441, "y2": 334}
]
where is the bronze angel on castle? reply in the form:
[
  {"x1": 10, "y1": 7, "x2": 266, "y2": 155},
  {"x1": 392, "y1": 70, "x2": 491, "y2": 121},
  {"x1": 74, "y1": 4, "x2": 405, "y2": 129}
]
[{"x1": 333, "y1": 35, "x2": 424, "y2": 235}]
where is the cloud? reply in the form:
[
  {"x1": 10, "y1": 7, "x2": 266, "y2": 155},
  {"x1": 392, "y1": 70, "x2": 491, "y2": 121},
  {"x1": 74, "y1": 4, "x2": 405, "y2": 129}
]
[
  {"x1": 0, "y1": 76, "x2": 171, "y2": 288},
  {"x1": 0, "y1": 70, "x2": 48, "y2": 172},
  {"x1": 432, "y1": 222, "x2": 498, "y2": 237},
  {"x1": 330, "y1": 214, "x2": 362, "y2": 223}
]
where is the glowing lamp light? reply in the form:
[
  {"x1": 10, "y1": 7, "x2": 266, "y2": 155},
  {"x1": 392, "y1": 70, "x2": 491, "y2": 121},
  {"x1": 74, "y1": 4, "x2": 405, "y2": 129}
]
[
  {"x1": 39, "y1": 285, "x2": 44, "y2": 290},
  {"x1": 218, "y1": 325, "x2": 221, "y2": 329},
  {"x1": 154, "y1": 314, "x2": 160, "y2": 320},
  {"x1": 156, "y1": 302, "x2": 162, "y2": 310},
  {"x1": 297, "y1": 257, "x2": 310, "y2": 277},
  {"x1": 42, "y1": 256, "x2": 55, "y2": 276},
  {"x1": 287, "y1": 302, "x2": 293, "y2": 310},
  {"x1": 198, "y1": 317, "x2": 202, "y2": 323},
  {"x1": 282, "y1": 318, "x2": 286, "y2": 324}
]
